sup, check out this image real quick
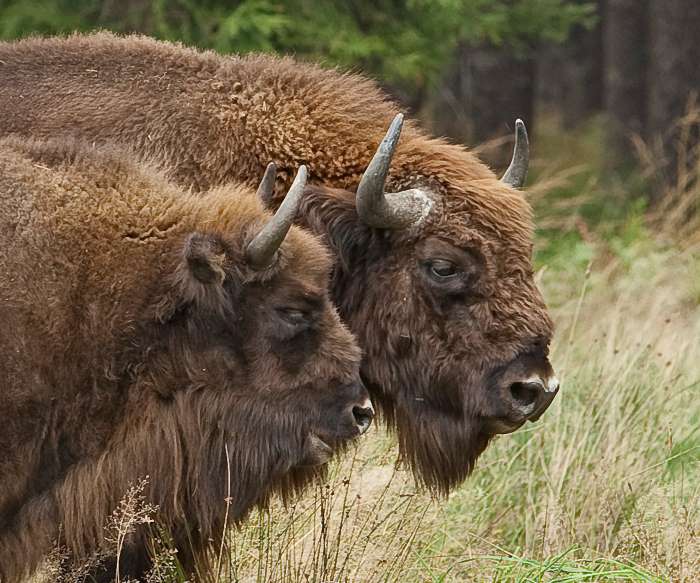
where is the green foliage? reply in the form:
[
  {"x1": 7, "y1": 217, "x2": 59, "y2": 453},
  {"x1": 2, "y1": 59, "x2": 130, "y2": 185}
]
[
  {"x1": 458, "y1": 550, "x2": 665, "y2": 582},
  {"x1": 449, "y1": 0, "x2": 597, "y2": 51},
  {"x1": 0, "y1": 0, "x2": 97, "y2": 38},
  {"x1": 0, "y1": 0, "x2": 595, "y2": 87}
]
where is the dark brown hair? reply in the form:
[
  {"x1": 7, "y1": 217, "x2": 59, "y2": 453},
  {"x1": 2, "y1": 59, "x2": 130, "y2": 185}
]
[
  {"x1": 0, "y1": 33, "x2": 556, "y2": 494},
  {"x1": 0, "y1": 137, "x2": 365, "y2": 581}
]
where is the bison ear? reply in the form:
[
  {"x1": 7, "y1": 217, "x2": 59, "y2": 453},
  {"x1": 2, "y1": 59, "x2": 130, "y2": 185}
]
[{"x1": 182, "y1": 233, "x2": 227, "y2": 285}]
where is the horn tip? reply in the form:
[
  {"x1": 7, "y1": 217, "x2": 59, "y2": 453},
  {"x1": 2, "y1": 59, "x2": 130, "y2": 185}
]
[
  {"x1": 256, "y1": 161, "x2": 278, "y2": 206},
  {"x1": 286, "y1": 165, "x2": 308, "y2": 200},
  {"x1": 381, "y1": 113, "x2": 404, "y2": 152},
  {"x1": 388, "y1": 113, "x2": 404, "y2": 135},
  {"x1": 514, "y1": 119, "x2": 528, "y2": 140},
  {"x1": 293, "y1": 164, "x2": 308, "y2": 187}
]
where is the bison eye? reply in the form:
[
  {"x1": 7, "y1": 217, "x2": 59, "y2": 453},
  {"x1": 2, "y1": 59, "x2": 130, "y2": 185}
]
[
  {"x1": 428, "y1": 259, "x2": 458, "y2": 280},
  {"x1": 276, "y1": 307, "x2": 309, "y2": 326}
]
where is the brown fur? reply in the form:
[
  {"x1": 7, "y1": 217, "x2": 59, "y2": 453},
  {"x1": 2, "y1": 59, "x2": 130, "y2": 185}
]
[
  {"x1": 0, "y1": 137, "x2": 365, "y2": 582},
  {"x1": 0, "y1": 33, "x2": 556, "y2": 493}
]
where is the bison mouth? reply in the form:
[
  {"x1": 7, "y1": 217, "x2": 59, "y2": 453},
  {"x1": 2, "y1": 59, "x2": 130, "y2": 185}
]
[
  {"x1": 482, "y1": 387, "x2": 559, "y2": 435},
  {"x1": 297, "y1": 389, "x2": 374, "y2": 467},
  {"x1": 299, "y1": 433, "x2": 335, "y2": 467},
  {"x1": 482, "y1": 416, "x2": 526, "y2": 435},
  {"x1": 301, "y1": 421, "x2": 369, "y2": 467}
]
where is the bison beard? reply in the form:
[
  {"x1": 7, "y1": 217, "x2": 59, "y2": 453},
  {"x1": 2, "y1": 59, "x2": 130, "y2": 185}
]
[
  {"x1": 395, "y1": 400, "x2": 492, "y2": 493},
  {"x1": 0, "y1": 389, "x2": 327, "y2": 581},
  {"x1": 0, "y1": 137, "x2": 366, "y2": 582},
  {"x1": 298, "y1": 185, "x2": 499, "y2": 493},
  {"x1": 0, "y1": 33, "x2": 558, "y2": 494}
]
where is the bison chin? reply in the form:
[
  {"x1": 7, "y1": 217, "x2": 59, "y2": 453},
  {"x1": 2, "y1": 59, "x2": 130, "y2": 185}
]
[
  {"x1": 262, "y1": 434, "x2": 346, "y2": 508},
  {"x1": 390, "y1": 397, "x2": 492, "y2": 495}
]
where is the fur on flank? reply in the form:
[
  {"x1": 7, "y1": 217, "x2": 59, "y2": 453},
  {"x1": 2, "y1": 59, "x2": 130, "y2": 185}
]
[
  {"x1": 0, "y1": 33, "x2": 555, "y2": 493},
  {"x1": 0, "y1": 137, "x2": 364, "y2": 582}
]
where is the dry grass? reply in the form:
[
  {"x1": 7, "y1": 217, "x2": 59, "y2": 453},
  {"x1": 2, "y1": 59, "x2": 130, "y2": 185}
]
[{"x1": 634, "y1": 98, "x2": 700, "y2": 247}]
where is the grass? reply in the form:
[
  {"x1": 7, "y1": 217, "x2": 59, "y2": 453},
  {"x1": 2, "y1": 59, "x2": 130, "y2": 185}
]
[{"x1": 43, "y1": 116, "x2": 700, "y2": 582}]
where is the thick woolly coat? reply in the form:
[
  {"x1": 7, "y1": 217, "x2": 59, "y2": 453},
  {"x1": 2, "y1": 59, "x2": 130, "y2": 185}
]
[
  {"x1": 0, "y1": 33, "x2": 555, "y2": 492},
  {"x1": 0, "y1": 137, "x2": 362, "y2": 582}
]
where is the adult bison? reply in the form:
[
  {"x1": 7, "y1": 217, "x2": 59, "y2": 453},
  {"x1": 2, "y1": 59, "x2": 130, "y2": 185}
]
[
  {"x1": 0, "y1": 137, "x2": 371, "y2": 582},
  {"x1": 0, "y1": 32, "x2": 559, "y2": 493}
]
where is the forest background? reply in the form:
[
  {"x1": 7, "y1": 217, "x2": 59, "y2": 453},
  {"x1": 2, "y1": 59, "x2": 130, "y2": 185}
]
[{"x1": 2, "y1": 2, "x2": 699, "y2": 581}]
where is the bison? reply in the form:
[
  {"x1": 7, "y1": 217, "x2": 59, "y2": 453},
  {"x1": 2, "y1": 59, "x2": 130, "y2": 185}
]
[
  {"x1": 0, "y1": 137, "x2": 372, "y2": 582},
  {"x1": 0, "y1": 32, "x2": 559, "y2": 493}
]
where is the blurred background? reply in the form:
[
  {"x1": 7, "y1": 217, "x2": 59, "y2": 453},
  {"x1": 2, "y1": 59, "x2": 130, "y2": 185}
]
[
  {"x1": 1, "y1": 0, "x2": 698, "y2": 202},
  {"x1": 3, "y1": 2, "x2": 698, "y2": 581}
]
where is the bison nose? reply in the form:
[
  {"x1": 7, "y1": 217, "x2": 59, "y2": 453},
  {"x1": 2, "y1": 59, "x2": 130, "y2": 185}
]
[
  {"x1": 350, "y1": 399, "x2": 375, "y2": 435},
  {"x1": 508, "y1": 376, "x2": 559, "y2": 420}
]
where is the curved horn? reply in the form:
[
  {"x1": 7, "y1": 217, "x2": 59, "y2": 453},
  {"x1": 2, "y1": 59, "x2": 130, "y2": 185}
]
[
  {"x1": 246, "y1": 165, "x2": 307, "y2": 269},
  {"x1": 501, "y1": 119, "x2": 529, "y2": 188},
  {"x1": 256, "y1": 162, "x2": 277, "y2": 207},
  {"x1": 356, "y1": 113, "x2": 432, "y2": 229}
]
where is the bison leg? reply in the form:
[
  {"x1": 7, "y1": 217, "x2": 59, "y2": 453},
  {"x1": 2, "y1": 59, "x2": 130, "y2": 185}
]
[{"x1": 80, "y1": 545, "x2": 152, "y2": 582}]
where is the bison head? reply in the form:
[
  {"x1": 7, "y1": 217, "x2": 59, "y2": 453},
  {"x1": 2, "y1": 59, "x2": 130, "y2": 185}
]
[
  {"x1": 150, "y1": 167, "x2": 372, "y2": 515},
  {"x1": 301, "y1": 118, "x2": 557, "y2": 493}
]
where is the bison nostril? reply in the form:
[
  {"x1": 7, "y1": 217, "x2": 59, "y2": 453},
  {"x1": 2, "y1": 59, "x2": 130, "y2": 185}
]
[
  {"x1": 508, "y1": 381, "x2": 541, "y2": 414},
  {"x1": 352, "y1": 405, "x2": 374, "y2": 434}
]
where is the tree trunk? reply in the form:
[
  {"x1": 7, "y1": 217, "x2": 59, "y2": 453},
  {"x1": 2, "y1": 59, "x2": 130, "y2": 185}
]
[
  {"x1": 604, "y1": 0, "x2": 649, "y2": 166},
  {"x1": 430, "y1": 42, "x2": 536, "y2": 170},
  {"x1": 648, "y1": 0, "x2": 700, "y2": 199},
  {"x1": 429, "y1": 42, "x2": 476, "y2": 146},
  {"x1": 538, "y1": 0, "x2": 606, "y2": 128}
]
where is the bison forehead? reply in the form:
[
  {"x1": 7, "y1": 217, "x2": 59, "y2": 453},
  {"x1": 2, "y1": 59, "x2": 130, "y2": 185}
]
[
  {"x1": 443, "y1": 180, "x2": 533, "y2": 233},
  {"x1": 280, "y1": 225, "x2": 333, "y2": 281},
  {"x1": 414, "y1": 198, "x2": 533, "y2": 269},
  {"x1": 387, "y1": 168, "x2": 535, "y2": 252}
]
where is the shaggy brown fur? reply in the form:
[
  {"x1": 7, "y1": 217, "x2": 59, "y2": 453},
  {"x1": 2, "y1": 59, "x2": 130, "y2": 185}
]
[
  {"x1": 0, "y1": 137, "x2": 366, "y2": 582},
  {"x1": 0, "y1": 32, "x2": 556, "y2": 493}
]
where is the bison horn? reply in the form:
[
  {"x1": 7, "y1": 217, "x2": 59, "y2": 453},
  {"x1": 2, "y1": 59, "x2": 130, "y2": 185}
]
[
  {"x1": 246, "y1": 165, "x2": 307, "y2": 269},
  {"x1": 356, "y1": 113, "x2": 433, "y2": 229},
  {"x1": 500, "y1": 119, "x2": 529, "y2": 188},
  {"x1": 256, "y1": 162, "x2": 277, "y2": 207}
]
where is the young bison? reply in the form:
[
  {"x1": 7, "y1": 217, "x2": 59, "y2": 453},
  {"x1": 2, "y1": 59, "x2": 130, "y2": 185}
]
[
  {"x1": 0, "y1": 137, "x2": 371, "y2": 582},
  {"x1": 0, "y1": 32, "x2": 559, "y2": 493}
]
